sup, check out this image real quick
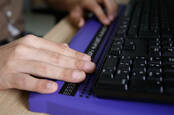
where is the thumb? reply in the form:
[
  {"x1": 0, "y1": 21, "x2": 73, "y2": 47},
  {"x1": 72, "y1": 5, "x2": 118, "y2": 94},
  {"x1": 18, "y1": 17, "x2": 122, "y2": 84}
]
[{"x1": 69, "y1": 6, "x2": 85, "y2": 28}]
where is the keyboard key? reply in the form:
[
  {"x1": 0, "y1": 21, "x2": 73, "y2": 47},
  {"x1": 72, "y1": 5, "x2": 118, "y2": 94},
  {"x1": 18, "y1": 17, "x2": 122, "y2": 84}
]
[
  {"x1": 163, "y1": 57, "x2": 174, "y2": 65},
  {"x1": 165, "y1": 86, "x2": 174, "y2": 95},
  {"x1": 130, "y1": 80, "x2": 148, "y2": 93},
  {"x1": 117, "y1": 64, "x2": 131, "y2": 73},
  {"x1": 131, "y1": 71, "x2": 146, "y2": 80},
  {"x1": 124, "y1": 40, "x2": 136, "y2": 51},
  {"x1": 164, "y1": 72, "x2": 174, "y2": 82},
  {"x1": 103, "y1": 56, "x2": 118, "y2": 71},
  {"x1": 122, "y1": 40, "x2": 147, "y2": 56},
  {"x1": 97, "y1": 72, "x2": 128, "y2": 91}
]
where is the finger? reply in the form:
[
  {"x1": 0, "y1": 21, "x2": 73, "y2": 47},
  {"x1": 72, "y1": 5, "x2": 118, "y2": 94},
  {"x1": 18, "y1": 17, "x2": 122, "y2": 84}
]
[
  {"x1": 18, "y1": 46, "x2": 96, "y2": 73},
  {"x1": 83, "y1": 1, "x2": 110, "y2": 25},
  {"x1": 69, "y1": 7, "x2": 85, "y2": 28},
  {"x1": 19, "y1": 35, "x2": 91, "y2": 61},
  {"x1": 110, "y1": 0, "x2": 118, "y2": 17},
  {"x1": 103, "y1": 0, "x2": 118, "y2": 21},
  {"x1": 78, "y1": 18, "x2": 85, "y2": 28},
  {"x1": 15, "y1": 60, "x2": 86, "y2": 83},
  {"x1": 9, "y1": 73, "x2": 58, "y2": 94}
]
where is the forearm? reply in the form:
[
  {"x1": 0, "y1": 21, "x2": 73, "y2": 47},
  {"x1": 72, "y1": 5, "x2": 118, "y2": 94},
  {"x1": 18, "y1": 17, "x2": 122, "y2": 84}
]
[{"x1": 46, "y1": 0, "x2": 77, "y2": 11}]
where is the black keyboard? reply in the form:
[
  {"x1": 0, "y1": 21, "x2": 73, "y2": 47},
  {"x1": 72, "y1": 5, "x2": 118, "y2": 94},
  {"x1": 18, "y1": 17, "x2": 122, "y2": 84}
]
[{"x1": 93, "y1": 0, "x2": 174, "y2": 102}]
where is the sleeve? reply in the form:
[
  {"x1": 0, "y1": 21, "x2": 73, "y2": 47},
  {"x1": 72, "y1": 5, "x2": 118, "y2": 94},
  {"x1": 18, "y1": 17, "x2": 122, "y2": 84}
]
[
  {"x1": 11, "y1": 0, "x2": 24, "y2": 32},
  {"x1": 0, "y1": 12, "x2": 11, "y2": 41}
]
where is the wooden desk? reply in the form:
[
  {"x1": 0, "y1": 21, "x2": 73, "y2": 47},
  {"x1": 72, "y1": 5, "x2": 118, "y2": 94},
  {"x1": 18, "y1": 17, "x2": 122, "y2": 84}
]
[{"x1": 0, "y1": 0, "x2": 129, "y2": 115}]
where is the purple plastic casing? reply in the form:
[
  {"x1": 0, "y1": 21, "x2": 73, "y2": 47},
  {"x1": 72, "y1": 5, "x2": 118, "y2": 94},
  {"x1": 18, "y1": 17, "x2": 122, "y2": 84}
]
[{"x1": 29, "y1": 6, "x2": 174, "y2": 115}]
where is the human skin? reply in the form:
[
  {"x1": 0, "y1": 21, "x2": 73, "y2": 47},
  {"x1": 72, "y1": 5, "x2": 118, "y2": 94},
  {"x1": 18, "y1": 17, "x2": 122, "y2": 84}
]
[
  {"x1": 0, "y1": 35, "x2": 95, "y2": 93},
  {"x1": 0, "y1": 0, "x2": 117, "y2": 94},
  {"x1": 47, "y1": 0, "x2": 118, "y2": 27}
]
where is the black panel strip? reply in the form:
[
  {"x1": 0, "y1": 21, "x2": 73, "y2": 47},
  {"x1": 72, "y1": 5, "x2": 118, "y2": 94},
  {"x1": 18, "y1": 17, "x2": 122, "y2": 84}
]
[
  {"x1": 59, "y1": 25, "x2": 109, "y2": 96},
  {"x1": 59, "y1": 83, "x2": 80, "y2": 96}
]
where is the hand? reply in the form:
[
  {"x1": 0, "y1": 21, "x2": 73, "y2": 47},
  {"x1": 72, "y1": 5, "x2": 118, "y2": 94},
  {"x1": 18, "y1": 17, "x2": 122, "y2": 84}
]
[
  {"x1": 0, "y1": 35, "x2": 95, "y2": 94},
  {"x1": 69, "y1": 0, "x2": 118, "y2": 28}
]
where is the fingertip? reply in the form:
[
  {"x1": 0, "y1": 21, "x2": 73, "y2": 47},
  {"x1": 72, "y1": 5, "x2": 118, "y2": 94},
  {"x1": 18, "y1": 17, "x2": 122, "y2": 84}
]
[
  {"x1": 63, "y1": 43, "x2": 69, "y2": 47},
  {"x1": 45, "y1": 81, "x2": 58, "y2": 93},
  {"x1": 91, "y1": 62, "x2": 96, "y2": 73},
  {"x1": 78, "y1": 19, "x2": 85, "y2": 28},
  {"x1": 109, "y1": 15, "x2": 114, "y2": 21},
  {"x1": 69, "y1": 7, "x2": 84, "y2": 28},
  {"x1": 103, "y1": 18, "x2": 110, "y2": 25},
  {"x1": 83, "y1": 62, "x2": 96, "y2": 73},
  {"x1": 72, "y1": 70, "x2": 86, "y2": 82}
]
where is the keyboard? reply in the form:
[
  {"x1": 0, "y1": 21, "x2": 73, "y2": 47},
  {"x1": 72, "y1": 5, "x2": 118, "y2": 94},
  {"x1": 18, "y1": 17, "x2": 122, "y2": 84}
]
[
  {"x1": 29, "y1": 0, "x2": 174, "y2": 114},
  {"x1": 93, "y1": 0, "x2": 174, "y2": 102}
]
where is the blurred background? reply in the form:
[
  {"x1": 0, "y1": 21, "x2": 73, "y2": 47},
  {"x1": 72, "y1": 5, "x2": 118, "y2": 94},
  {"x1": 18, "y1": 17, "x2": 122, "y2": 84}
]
[
  {"x1": 23, "y1": 0, "x2": 129, "y2": 37},
  {"x1": 23, "y1": 0, "x2": 66, "y2": 37}
]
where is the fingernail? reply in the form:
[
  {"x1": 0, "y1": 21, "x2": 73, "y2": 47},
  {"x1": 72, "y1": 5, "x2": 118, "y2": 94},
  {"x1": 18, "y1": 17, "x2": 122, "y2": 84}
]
[
  {"x1": 104, "y1": 19, "x2": 110, "y2": 25},
  {"x1": 83, "y1": 55, "x2": 91, "y2": 61},
  {"x1": 78, "y1": 20, "x2": 84, "y2": 27},
  {"x1": 46, "y1": 82, "x2": 57, "y2": 91},
  {"x1": 72, "y1": 70, "x2": 85, "y2": 80},
  {"x1": 84, "y1": 62, "x2": 96, "y2": 72},
  {"x1": 63, "y1": 43, "x2": 69, "y2": 47},
  {"x1": 109, "y1": 15, "x2": 114, "y2": 21}
]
